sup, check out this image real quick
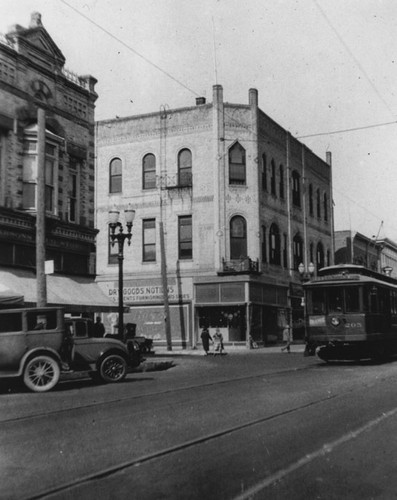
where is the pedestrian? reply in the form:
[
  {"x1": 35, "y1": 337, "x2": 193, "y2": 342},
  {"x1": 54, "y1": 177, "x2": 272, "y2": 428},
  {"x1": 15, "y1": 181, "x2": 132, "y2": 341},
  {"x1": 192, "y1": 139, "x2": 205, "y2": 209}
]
[
  {"x1": 213, "y1": 328, "x2": 224, "y2": 355},
  {"x1": 200, "y1": 327, "x2": 212, "y2": 355},
  {"x1": 93, "y1": 316, "x2": 105, "y2": 337},
  {"x1": 281, "y1": 323, "x2": 293, "y2": 353}
]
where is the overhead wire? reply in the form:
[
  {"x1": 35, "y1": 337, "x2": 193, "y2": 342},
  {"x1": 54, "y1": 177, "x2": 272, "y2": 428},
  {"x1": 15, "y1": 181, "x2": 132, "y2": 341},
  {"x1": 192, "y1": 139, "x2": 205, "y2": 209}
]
[{"x1": 59, "y1": 0, "x2": 394, "y2": 236}]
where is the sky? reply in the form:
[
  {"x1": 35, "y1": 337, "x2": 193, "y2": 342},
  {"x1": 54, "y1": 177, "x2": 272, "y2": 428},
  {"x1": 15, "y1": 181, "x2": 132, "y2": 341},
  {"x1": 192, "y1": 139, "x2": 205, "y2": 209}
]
[{"x1": 3, "y1": 0, "x2": 397, "y2": 243}]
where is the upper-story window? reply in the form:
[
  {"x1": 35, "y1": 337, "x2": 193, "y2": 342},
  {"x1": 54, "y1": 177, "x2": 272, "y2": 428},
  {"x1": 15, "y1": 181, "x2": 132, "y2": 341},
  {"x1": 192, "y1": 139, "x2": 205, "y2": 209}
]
[
  {"x1": 323, "y1": 192, "x2": 328, "y2": 221},
  {"x1": 317, "y1": 242, "x2": 325, "y2": 270},
  {"x1": 109, "y1": 158, "x2": 122, "y2": 193},
  {"x1": 229, "y1": 142, "x2": 246, "y2": 185},
  {"x1": 143, "y1": 153, "x2": 156, "y2": 190},
  {"x1": 316, "y1": 188, "x2": 321, "y2": 218},
  {"x1": 68, "y1": 157, "x2": 81, "y2": 223},
  {"x1": 179, "y1": 215, "x2": 193, "y2": 260},
  {"x1": 178, "y1": 149, "x2": 192, "y2": 186},
  {"x1": 270, "y1": 160, "x2": 276, "y2": 196},
  {"x1": 261, "y1": 225, "x2": 267, "y2": 263},
  {"x1": 22, "y1": 126, "x2": 60, "y2": 215},
  {"x1": 269, "y1": 223, "x2": 281, "y2": 265},
  {"x1": 230, "y1": 215, "x2": 247, "y2": 259},
  {"x1": 279, "y1": 164, "x2": 284, "y2": 199},
  {"x1": 293, "y1": 234, "x2": 303, "y2": 270},
  {"x1": 292, "y1": 171, "x2": 301, "y2": 207},
  {"x1": 143, "y1": 218, "x2": 156, "y2": 262},
  {"x1": 309, "y1": 184, "x2": 314, "y2": 216},
  {"x1": 261, "y1": 153, "x2": 267, "y2": 191}
]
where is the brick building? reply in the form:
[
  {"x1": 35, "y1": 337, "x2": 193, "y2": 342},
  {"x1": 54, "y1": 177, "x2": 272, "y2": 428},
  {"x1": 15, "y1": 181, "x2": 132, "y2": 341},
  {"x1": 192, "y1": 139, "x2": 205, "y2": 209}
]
[
  {"x1": 96, "y1": 85, "x2": 334, "y2": 347},
  {"x1": 0, "y1": 12, "x2": 114, "y2": 312},
  {"x1": 335, "y1": 230, "x2": 397, "y2": 279}
]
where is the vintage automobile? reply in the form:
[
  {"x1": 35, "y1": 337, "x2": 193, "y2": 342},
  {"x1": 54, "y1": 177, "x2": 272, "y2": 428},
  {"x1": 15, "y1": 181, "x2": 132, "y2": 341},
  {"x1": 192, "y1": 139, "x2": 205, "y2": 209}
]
[{"x1": 0, "y1": 307, "x2": 141, "y2": 393}]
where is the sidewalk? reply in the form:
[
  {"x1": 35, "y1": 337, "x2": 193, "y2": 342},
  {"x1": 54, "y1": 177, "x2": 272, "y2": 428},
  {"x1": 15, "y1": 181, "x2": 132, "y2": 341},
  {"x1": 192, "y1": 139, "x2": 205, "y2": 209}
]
[{"x1": 150, "y1": 342, "x2": 306, "y2": 356}]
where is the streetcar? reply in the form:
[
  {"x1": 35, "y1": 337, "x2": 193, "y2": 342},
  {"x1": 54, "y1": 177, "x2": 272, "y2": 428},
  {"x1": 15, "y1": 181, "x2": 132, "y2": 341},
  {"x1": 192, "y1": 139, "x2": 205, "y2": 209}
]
[{"x1": 303, "y1": 264, "x2": 397, "y2": 361}]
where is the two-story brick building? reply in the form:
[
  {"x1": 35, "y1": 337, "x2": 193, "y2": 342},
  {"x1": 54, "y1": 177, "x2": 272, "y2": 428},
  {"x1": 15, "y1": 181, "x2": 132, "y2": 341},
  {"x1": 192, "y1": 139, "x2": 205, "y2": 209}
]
[
  {"x1": 96, "y1": 85, "x2": 334, "y2": 347},
  {"x1": 0, "y1": 12, "x2": 114, "y2": 312}
]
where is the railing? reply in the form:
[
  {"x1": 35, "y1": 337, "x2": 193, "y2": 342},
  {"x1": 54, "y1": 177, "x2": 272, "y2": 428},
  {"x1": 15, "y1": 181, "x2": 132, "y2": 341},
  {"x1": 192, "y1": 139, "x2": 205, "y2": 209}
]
[
  {"x1": 61, "y1": 68, "x2": 89, "y2": 90},
  {"x1": 220, "y1": 257, "x2": 260, "y2": 274},
  {"x1": 158, "y1": 173, "x2": 192, "y2": 189}
]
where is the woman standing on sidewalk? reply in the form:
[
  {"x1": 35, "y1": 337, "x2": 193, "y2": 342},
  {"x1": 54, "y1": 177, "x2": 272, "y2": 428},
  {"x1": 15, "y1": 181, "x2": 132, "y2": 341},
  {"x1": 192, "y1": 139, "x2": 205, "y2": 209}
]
[{"x1": 281, "y1": 323, "x2": 293, "y2": 353}]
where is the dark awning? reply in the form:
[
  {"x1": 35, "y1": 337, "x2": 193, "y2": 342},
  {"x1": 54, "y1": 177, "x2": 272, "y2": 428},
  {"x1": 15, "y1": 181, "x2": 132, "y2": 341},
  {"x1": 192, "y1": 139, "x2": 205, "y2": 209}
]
[{"x1": 0, "y1": 267, "x2": 119, "y2": 313}]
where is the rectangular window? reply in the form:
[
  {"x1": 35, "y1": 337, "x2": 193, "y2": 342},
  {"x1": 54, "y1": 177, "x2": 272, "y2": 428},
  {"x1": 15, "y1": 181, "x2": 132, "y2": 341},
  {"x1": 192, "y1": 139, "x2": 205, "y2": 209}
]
[
  {"x1": 143, "y1": 219, "x2": 156, "y2": 262},
  {"x1": 68, "y1": 157, "x2": 80, "y2": 223},
  {"x1": 179, "y1": 215, "x2": 192, "y2": 260},
  {"x1": 22, "y1": 138, "x2": 58, "y2": 214}
]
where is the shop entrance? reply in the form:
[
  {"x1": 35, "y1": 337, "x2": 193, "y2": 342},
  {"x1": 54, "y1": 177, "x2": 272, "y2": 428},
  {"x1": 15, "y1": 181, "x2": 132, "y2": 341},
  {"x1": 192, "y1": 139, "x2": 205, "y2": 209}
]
[{"x1": 197, "y1": 305, "x2": 246, "y2": 343}]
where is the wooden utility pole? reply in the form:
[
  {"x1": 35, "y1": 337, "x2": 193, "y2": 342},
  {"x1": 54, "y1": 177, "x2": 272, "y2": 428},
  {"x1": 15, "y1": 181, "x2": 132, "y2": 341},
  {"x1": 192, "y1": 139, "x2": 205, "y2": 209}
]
[
  {"x1": 36, "y1": 107, "x2": 47, "y2": 307},
  {"x1": 160, "y1": 221, "x2": 172, "y2": 351}
]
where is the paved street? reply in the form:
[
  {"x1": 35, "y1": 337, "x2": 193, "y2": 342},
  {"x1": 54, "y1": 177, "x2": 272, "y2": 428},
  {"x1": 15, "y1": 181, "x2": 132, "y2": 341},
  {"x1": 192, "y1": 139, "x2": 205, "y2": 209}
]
[{"x1": 2, "y1": 349, "x2": 397, "y2": 499}]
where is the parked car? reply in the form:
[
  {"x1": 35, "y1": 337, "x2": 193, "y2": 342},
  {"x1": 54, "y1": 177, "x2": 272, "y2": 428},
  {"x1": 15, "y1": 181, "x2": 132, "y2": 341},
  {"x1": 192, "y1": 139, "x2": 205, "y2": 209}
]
[{"x1": 0, "y1": 307, "x2": 142, "y2": 393}]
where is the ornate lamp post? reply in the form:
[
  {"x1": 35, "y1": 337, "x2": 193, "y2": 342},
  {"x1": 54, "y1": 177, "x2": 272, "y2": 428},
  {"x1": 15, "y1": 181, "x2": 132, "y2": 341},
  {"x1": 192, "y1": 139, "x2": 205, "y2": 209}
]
[
  {"x1": 109, "y1": 204, "x2": 136, "y2": 341},
  {"x1": 298, "y1": 261, "x2": 315, "y2": 356}
]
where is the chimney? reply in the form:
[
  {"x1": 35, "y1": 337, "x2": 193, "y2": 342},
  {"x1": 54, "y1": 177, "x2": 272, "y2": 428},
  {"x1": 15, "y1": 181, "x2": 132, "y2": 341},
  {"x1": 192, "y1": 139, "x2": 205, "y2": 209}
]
[
  {"x1": 196, "y1": 97, "x2": 206, "y2": 105},
  {"x1": 29, "y1": 12, "x2": 43, "y2": 28}
]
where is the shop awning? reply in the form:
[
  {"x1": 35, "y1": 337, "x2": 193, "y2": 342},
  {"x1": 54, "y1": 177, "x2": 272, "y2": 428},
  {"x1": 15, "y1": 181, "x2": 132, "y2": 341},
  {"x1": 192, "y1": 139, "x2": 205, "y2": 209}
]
[
  {"x1": 0, "y1": 267, "x2": 119, "y2": 313},
  {"x1": 0, "y1": 283, "x2": 24, "y2": 306}
]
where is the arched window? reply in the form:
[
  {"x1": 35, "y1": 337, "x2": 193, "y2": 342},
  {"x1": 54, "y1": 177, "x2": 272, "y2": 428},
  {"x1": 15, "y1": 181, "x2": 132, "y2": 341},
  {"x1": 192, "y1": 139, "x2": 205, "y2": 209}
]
[
  {"x1": 269, "y1": 223, "x2": 281, "y2": 265},
  {"x1": 293, "y1": 234, "x2": 303, "y2": 270},
  {"x1": 270, "y1": 159, "x2": 276, "y2": 195},
  {"x1": 309, "y1": 184, "x2": 313, "y2": 216},
  {"x1": 261, "y1": 225, "x2": 267, "y2": 263},
  {"x1": 292, "y1": 171, "x2": 301, "y2": 207},
  {"x1": 316, "y1": 188, "x2": 321, "y2": 218},
  {"x1": 261, "y1": 153, "x2": 267, "y2": 191},
  {"x1": 323, "y1": 192, "x2": 328, "y2": 221},
  {"x1": 229, "y1": 142, "x2": 246, "y2": 185},
  {"x1": 230, "y1": 216, "x2": 247, "y2": 259},
  {"x1": 279, "y1": 164, "x2": 284, "y2": 198},
  {"x1": 317, "y1": 242, "x2": 325, "y2": 270},
  {"x1": 178, "y1": 149, "x2": 192, "y2": 186},
  {"x1": 109, "y1": 158, "x2": 122, "y2": 193},
  {"x1": 143, "y1": 153, "x2": 156, "y2": 189}
]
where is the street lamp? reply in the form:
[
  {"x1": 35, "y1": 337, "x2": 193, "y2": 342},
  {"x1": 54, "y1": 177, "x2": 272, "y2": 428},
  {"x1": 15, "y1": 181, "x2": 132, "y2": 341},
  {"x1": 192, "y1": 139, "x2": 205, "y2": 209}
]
[
  {"x1": 298, "y1": 262, "x2": 316, "y2": 356},
  {"x1": 109, "y1": 204, "x2": 136, "y2": 341}
]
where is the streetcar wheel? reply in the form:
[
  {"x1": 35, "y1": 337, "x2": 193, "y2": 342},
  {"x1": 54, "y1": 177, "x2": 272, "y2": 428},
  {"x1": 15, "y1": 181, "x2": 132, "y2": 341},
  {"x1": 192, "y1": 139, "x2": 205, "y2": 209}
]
[
  {"x1": 98, "y1": 354, "x2": 127, "y2": 383},
  {"x1": 23, "y1": 355, "x2": 60, "y2": 392}
]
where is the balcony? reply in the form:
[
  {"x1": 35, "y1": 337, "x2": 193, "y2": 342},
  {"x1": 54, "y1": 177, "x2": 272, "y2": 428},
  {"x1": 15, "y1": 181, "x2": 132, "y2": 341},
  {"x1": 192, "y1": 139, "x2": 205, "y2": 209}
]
[{"x1": 219, "y1": 257, "x2": 260, "y2": 275}]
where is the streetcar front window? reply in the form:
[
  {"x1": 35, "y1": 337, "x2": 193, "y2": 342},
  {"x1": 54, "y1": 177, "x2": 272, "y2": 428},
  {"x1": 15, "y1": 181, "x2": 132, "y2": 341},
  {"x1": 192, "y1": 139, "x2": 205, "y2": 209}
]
[
  {"x1": 328, "y1": 287, "x2": 344, "y2": 313},
  {"x1": 345, "y1": 287, "x2": 360, "y2": 313},
  {"x1": 308, "y1": 288, "x2": 325, "y2": 315}
]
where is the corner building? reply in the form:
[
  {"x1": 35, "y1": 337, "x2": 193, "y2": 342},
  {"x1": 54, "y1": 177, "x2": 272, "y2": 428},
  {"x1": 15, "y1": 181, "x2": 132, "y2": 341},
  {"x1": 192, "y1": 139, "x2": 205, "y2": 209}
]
[
  {"x1": 0, "y1": 13, "x2": 113, "y2": 312},
  {"x1": 96, "y1": 85, "x2": 334, "y2": 347}
]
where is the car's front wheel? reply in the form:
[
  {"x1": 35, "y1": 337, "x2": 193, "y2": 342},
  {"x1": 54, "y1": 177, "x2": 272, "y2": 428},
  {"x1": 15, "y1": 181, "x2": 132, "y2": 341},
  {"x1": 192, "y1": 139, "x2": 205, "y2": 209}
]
[
  {"x1": 23, "y1": 355, "x2": 60, "y2": 392},
  {"x1": 98, "y1": 354, "x2": 127, "y2": 383}
]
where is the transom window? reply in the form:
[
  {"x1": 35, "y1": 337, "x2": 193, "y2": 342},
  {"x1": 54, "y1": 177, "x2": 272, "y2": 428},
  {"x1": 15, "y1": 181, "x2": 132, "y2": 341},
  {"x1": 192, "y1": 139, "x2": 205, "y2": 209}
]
[
  {"x1": 229, "y1": 142, "x2": 246, "y2": 185},
  {"x1": 109, "y1": 158, "x2": 122, "y2": 193}
]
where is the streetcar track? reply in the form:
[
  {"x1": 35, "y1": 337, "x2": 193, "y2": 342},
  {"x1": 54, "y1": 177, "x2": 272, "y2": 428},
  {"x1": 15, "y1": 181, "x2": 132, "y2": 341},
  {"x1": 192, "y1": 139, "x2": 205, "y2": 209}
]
[
  {"x1": 0, "y1": 364, "x2": 315, "y2": 425},
  {"x1": 28, "y1": 390, "x2": 342, "y2": 500},
  {"x1": 9, "y1": 364, "x2": 397, "y2": 500}
]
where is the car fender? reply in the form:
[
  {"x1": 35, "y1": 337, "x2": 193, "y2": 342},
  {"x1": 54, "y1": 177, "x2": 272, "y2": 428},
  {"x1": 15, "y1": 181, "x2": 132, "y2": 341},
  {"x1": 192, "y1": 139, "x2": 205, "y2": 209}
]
[{"x1": 18, "y1": 347, "x2": 62, "y2": 377}]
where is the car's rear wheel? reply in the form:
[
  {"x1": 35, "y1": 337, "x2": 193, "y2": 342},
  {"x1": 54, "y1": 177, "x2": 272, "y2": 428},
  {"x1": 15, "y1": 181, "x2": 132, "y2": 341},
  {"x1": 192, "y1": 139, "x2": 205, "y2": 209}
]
[
  {"x1": 23, "y1": 355, "x2": 60, "y2": 392},
  {"x1": 98, "y1": 354, "x2": 127, "y2": 383}
]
